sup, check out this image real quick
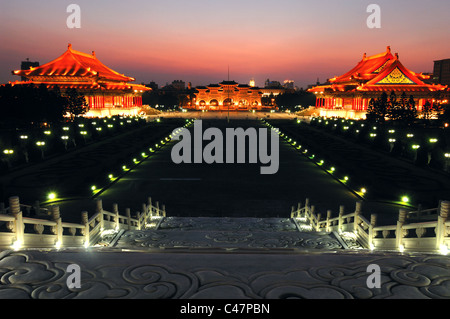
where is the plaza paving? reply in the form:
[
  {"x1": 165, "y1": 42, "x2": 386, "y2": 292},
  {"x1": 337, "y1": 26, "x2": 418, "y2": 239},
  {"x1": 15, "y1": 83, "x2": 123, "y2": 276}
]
[{"x1": 0, "y1": 216, "x2": 449, "y2": 300}]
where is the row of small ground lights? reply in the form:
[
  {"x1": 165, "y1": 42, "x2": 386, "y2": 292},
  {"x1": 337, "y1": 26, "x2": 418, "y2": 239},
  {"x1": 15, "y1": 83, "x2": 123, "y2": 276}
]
[
  {"x1": 262, "y1": 119, "x2": 414, "y2": 207},
  {"x1": 0, "y1": 115, "x2": 149, "y2": 172},
  {"x1": 45, "y1": 119, "x2": 195, "y2": 204},
  {"x1": 309, "y1": 116, "x2": 450, "y2": 170}
]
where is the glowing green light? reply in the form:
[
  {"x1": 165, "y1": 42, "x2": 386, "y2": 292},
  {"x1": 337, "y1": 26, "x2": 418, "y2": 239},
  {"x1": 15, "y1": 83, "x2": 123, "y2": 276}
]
[
  {"x1": 401, "y1": 196, "x2": 410, "y2": 203},
  {"x1": 48, "y1": 193, "x2": 57, "y2": 200}
]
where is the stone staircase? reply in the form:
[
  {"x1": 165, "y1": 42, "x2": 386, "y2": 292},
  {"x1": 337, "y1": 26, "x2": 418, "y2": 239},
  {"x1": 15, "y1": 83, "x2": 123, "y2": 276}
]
[{"x1": 100, "y1": 216, "x2": 364, "y2": 251}]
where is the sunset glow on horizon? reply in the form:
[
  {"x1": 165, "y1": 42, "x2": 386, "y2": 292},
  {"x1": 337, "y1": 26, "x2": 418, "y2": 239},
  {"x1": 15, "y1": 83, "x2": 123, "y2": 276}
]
[{"x1": 1, "y1": 0, "x2": 450, "y2": 88}]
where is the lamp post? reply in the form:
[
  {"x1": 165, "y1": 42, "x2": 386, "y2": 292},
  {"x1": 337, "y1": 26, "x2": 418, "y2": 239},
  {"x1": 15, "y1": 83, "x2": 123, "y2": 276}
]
[{"x1": 36, "y1": 141, "x2": 46, "y2": 159}]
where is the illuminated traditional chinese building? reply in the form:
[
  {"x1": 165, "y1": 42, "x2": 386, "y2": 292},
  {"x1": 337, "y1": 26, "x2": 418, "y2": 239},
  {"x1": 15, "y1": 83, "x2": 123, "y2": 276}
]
[
  {"x1": 11, "y1": 44, "x2": 150, "y2": 117},
  {"x1": 308, "y1": 46, "x2": 447, "y2": 118},
  {"x1": 191, "y1": 81, "x2": 266, "y2": 110}
]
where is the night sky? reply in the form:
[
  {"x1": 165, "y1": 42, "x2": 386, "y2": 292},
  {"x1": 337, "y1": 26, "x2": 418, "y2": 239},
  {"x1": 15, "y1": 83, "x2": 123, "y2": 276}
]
[{"x1": 1, "y1": 0, "x2": 449, "y2": 88}]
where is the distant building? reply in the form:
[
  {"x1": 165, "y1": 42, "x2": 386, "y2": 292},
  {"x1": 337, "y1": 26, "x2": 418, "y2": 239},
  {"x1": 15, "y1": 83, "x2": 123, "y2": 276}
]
[
  {"x1": 172, "y1": 80, "x2": 185, "y2": 90},
  {"x1": 145, "y1": 81, "x2": 159, "y2": 90},
  {"x1": 189, "y1": 80, "x2": 267, "y2": 111},
  {"x1": 283, "y1": 80, "x2": 295, "y2": 90},
  {"x1": 20, "y1": 58, "x2": 39, "y2": 81},
  {"x1": 433, "y1": 59, "x2": 450, "y2": 86},
  {"x1": 265, "y1": 79, "x2": 282, "y2": 88}
]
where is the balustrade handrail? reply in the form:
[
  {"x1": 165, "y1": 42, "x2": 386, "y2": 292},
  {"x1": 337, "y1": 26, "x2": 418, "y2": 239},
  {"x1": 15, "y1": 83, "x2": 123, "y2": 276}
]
[
  {"x1": 0, "y1": 195, "x2": 166, "y2": 250},
  {"x1": 23, "y1": 217, "x2": 57, "y2": 227},
  {"x1": 291, "y1": 198, "x2": 450, "y2": 254}
]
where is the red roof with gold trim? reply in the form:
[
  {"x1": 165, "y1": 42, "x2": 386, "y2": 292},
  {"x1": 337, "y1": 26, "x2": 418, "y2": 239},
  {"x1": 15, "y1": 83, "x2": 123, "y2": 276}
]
[
  {"x1": 13, "y1": 44, "x2": 135, "y2": 83},
  {"x1": 309, "y1": 46, "x2": 447, "y2": 94}
]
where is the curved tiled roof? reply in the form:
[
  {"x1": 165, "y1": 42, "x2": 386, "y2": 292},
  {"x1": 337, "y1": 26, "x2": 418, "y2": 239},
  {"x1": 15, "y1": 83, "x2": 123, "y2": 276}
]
[{"x1": 13, "y1": 44, "x2": 135, "y2": 83}]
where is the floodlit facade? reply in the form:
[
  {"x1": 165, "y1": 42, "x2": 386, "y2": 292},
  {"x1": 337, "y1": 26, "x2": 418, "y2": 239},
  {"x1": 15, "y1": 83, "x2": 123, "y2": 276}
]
[
  {"x1": 190, "y1": 81, "x2": 267, "y2": 110},
  {"x1": 308, "y1": 46, "x2": 448, "y2": 118},
  {"x1": 11, "y1": 44, "x2": 150, "y2": 117}
]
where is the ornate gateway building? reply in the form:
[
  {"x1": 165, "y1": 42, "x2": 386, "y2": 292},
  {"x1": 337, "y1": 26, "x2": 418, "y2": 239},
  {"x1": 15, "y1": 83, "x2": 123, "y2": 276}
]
[
  {"x1": 11, "y1": 44, "x2": 150, "y2": 117},
  {"x1": 190, "y1": 81, "x2": 266, "y2": 111},
  {"x1": 308, "y1": 46, "x2": 447, "y2": 118}
]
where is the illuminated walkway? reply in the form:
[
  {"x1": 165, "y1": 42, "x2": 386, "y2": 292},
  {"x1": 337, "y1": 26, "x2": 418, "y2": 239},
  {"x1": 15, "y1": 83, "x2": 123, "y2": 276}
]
[{"x1": 57, "y1": 119, "x2": 402, "y2": 223}]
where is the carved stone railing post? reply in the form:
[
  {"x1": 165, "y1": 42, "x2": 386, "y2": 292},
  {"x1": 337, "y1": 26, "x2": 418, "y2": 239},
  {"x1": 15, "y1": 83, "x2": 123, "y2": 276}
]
[
  {"x1": 126, "y1": 208, "x2": 132, "y2": 230},
  {"x1": 51, "y1": 205, "x2": 63, "y2": 247},
  {"x1": 162, "y1": 204, "x2": 166, "y2": 217},
  {"x1": 310, "y1": 205, "x2": 315, "y2": 228},
  {"x1": 316, "y1": 213, "x2": 321, "y2": 232},
  {"x1": 338, "y1": 205, "x2": 345, "y2": 232},
  {"x1": 137, "y1": 212, "x2": 142, "y2": 230},
  {"x1": 369, "y1": 214, "x2": 377, "y2": 249},
  {"x1": 142, "y1": 203, "x2": 147, "y2": 224},
  {"x1": 113, "y1": 203, "x2": 120, "y2": 230},
  {"x1": 396, "y1": 209, "x2": 407, "y2": 251},
  {"x1": 10, "y1": 196, "x2": 24, "y2": 247},
  {"x1": 436, "y1": 201, "x2": 450, "y2": 251},
  {"x1": 354, "y1": 201, "x2": 362, "y2": 232},
  {"x1": 148, "y1": 197, "x2": 153, "y2": 216},
  {"x1": 291, "y1": 206, "x2": 295, "y2": 219},
  {"x1": 326, "y1": 210, "x2": 332, "y2": 232},
  {"x1": 81, "y1": 211, "x2": 89, "y2": 247},
  {"x1": 156, "y1": 201, "x2": 160, "y2": 217},
  {"x1": 297, "y1": 202, "x2": 302, "y2": 218},
  {"x1": 96, "y1": 199, "x2": 104, "y2": 230}
]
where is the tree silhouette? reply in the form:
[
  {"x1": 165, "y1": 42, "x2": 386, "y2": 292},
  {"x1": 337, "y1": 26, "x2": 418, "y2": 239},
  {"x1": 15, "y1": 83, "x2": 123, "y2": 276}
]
[
  {"x1": 64, "y1": 88, "x2": 88, "y2": 119},
  {"x1": 366, "y1": 92, "x2": 388, "y2": 122}
]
